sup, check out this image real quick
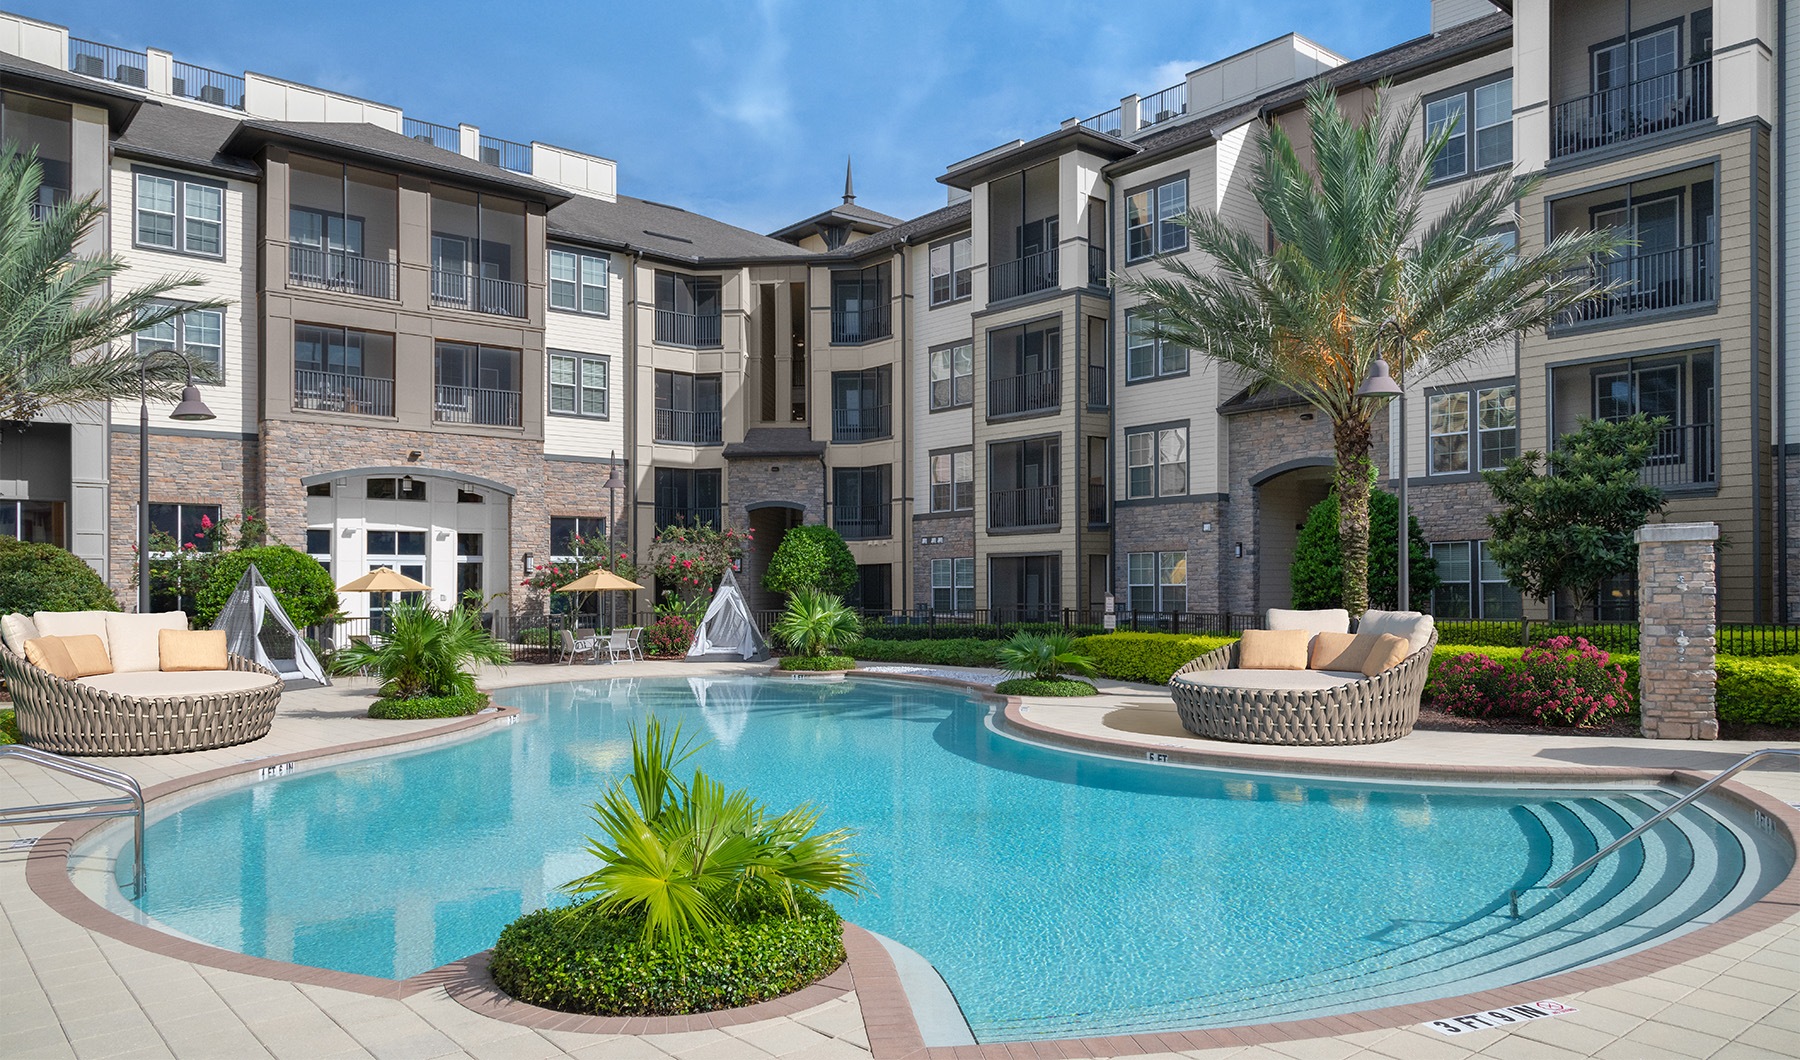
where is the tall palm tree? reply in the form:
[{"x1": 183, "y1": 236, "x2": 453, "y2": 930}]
[
  {"x1": 1115, "y1": 83, "x2": 1621, "y2": 616},
  {"x1": 0, "y1": 148, "x2": 226, "y2": 424}
]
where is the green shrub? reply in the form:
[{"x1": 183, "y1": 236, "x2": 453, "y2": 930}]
[
  {"x1": 1071, "y1": 632, "x2": 1236, "y2": 684},
  {"x1": 856, "y1": 620, "x2": 1106, "y2": 642},
  {"x1": 762, "y1": 525, "x2": 857, "y2": 598},
  {"x1": 490, "y1": 893, "x2": 844, "y2": 1016},
  {"x1": 0, "y1": 538, "x2": 118, "y2": 615},
  {"x1": 778, "y1": 655, "x2": 855, "y2": 672},
  {"x1": 1292, "y1": 488, "x2": 1437, "y2": 612},
  {"x1": 515, "y1": 627, "x2": 556, "y2": 647},
  {"x1": 770, "y1": 588, "x2": 861, "y2": 658},
  {"x1": 995, "y1": 678, "x2": 1096, "y2": 697},
  {"x1": 1716, "y1": 656, "x2": 1800, "y2": 728},
  {"x1": 367, "y1": 691, "x2": 489, "y2": 719},
  {"x1": 329, "y1": 602, "x2": 511, "y2": 699},
  {"x1": 193, "y1": 545, "x2": 339, "y2": 628},
  {"x1": 0, "y1": 708, "x2": 16, "y2": 745},
  {"x1": 845, "y1": 637, "x2": 1001, "y2": 668},
  {"x1": 643, "y1": 615, "x2": 696, "y2": 656}
]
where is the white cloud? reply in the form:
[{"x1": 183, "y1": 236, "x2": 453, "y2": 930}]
[{"x1": 698, "y1": 0, "x2": 795, "y2": 140}]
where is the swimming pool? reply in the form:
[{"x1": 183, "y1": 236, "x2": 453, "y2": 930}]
[{"x1": 116, "y1": 676, "x2": 1787, "y2": 1041}]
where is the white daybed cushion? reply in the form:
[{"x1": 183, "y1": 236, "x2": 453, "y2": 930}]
[
  {"x1": 75, "y1": 670, "x2": 278, "y2": 697},
  {"x1": 1173, "y1": 669, "x2": 1365, "y2": 692},
  {"x1": 1356, "y1": 610, "x2": 1436, "y2": 655},
  {"x1": 105, "y1": 611, "x2": 190, "y2": 673},
  {"x1": 1, "y1": 613, "x2": 39, "y2": 653},
  {"x1": 1265, "y1": 608, "x2": 1351, "y2": 634},
  {"x1": 32, "y1": 611, "x2": 113, "y2": 655}
]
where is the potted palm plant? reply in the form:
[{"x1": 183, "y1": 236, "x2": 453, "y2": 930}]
[{"x1": 770, "y1": 588, "x2": 862, "y2": 675}]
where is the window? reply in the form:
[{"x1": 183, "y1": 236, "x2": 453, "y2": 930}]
[
  {"x1": 929, "y1": 235, "x2": 973, "y2": 305},
  {"x1": 654, "y1": 370, "x2": 723, "y2": 444},
  {"x1": 831, "y1": 367, "x2": 891, "y2": 441},
  {"x1": 849, "y1": 564, "x2": 892, "y2": 612},
  {"x1": 988, "y1": 319, "x2": 1060, "y2": 418},
  {"x1": 306, "y1": 482, "x2": 331, "y2": 497},
  {"x1": 549, "y1": 352, "x2": 608, "y2": 418},
  {"x1": 435, "y1": 342, "x2": 521, "y2": 427},
  {"x1": 305, "y1": 528, "x2": 331, "y2": 576},
  {"x1": 928, "y1": 342, "x2": 973, "y2": 411},
  {"x1": 136, "y1": 305, "x2": 224, "y2": 379},
  {"x1": 988, "y1": 437, "x2": 1060, "y2": 530},
  {"x1": 366, "y1": 530, "x2": 427, "y2": 556},
  {"x1": 1427, "y1": 77, "x2": 1512, "y2": 183},
  {"x1": 1428, "y1": 383, "x2": 1516, "y2": 475},
  {"x1": 931, "y1": 557, "x2": 975, "y2": 613},
  {"x1": 0, "y1": 499, "x2": 63, "y2": 545},
  {"x1": 1125, "y1": 425, "x2": 1187, "y2": 499},
  {"x1": 654, "y1": 468, "x2": 721, "y2": 529},
  {"x1": 147, "y1": 503, "x2": 221, "y2": 552},
  {"x1": 831, "y1": 263, "x2": 890, "y2": 343},
  {"x1": 551, "y1": 516, "x2": 607, "y2": 560},
  {"x1": 1430, "y1": 540, "x2": 1521, "y2": 619},
  {"x1": 1127, "y1": 551, "x2": 1187, "y2": 613},
  {"x1": 832, "y1": 466, "x2": 891, "y2": 539},
  {"x1": 654, "y1": 272, "x2": 722, "y2": 346},
  {"x1": 930, "y1": 449, "x2": 974, "y2": 512},
  {"x1": 1124, "y1": 176, "x2": 1187, "y2": 262},
  {"x1": 134, "y1": 171, "x2": 224, "y2": 256},
  {"x1": 1124, "y1": 308, "x2": 1186, "y2": 382},
  {"x1": 365, "y1": 477, "x2": 427, "y2": 501},
  {"x1": 549, "y1": 246, "x2": 609, "y2": 315}
]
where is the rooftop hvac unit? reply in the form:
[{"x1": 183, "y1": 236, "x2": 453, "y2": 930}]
[{"x1": 115, "y1": 63, "x2": 146, "y2": 87}]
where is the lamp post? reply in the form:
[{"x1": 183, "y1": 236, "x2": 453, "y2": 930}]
[
  {"x1": 602, "y1": 451, "x2": 626, "y2": 628},
  {"x1": 140, "y1": 366, "x2": 216, "y2": 612},
  {"x1": 1357, "y1": 320, "x2": 1408, "y2": 610}
]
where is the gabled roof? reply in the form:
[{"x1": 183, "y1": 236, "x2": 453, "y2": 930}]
[
  {"x1": 115, "y1": 101, "x2": 259, "y2": 179},
  {"x1": 549, "y1": 193, "x2": 809, "y2": 265},
  {"x1": 0, "y1": 50, "x2": 141, "y2": 129},
  {"x1": 824, "y1": 200, "x2": 971, "y2": 259},
  {"x1": 768, "y1": 201, "x2": 901, "y2": 243},
  {"x1": 1219, "y1": 382, "x2": 1308, "y2": 416},
  {"x1": 940, "y1": 125, "x2": 1137, "y2": 190},
  {"x1": 225, "y1": 119, "x2": 569, "y2": 204}
]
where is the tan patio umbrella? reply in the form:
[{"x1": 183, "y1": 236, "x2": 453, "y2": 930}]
[
  {"x1": 555, "y1": 569, "x2": 645, "y2": 630},
  {"x1": 337, "y1": 567, "x2": 432, "y2": 594}
]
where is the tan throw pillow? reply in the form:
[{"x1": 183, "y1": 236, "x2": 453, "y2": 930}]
[
  {"x1": 1237, "y1": 628, "x2": 1313, "y2": 670},
  {"x1": 1360, "y1": 633, "x2": 1411, "y2": 677},
  {"x1": 1310, "y1": 631, "x2": 1380, "y2": 673},
  {"x1": 59, "y1": 634, "x2": 114, "y2": 678},
  {"x1": 23, "y1": 637, "x2": 79, "y2": 680},
  {"x1": 159, "y1": 629, "x2": 229, "y2": 672}
]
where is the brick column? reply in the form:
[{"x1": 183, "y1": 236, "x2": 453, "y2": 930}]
[{"x1": 1635, "y1": 522, "x2": 1719, "y2": 740}]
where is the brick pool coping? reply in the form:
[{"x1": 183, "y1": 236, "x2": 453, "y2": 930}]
[{"x1": 19, "y1": 671, "x2": 1800, "y2": 1060}]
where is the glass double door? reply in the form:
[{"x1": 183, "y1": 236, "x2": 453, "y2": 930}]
[{"x1": 366, "y1": 529, "x2": 425, "y2": 633}]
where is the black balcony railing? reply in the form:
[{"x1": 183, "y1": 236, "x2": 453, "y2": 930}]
[
  {"x1": 289, "y1": 245, "x2": 397, "y2": 300},
  {"x1": 431, "y1": 270, "x2": 527, "y2": 317},
  {"x1": 1555, "y1": 241, "x2": 1715, "y2": 327},
  {"x1": 655, "y1": 507, "x2": 720, "y2": 530},
  {"x1": 989, "y1": 485, "x2": 1060, "y2": 530},
  {"x1": 69, "y1": 38, "x2": 147, "y2": 87},
  {"x1": 1642, "y1": 421, "x2": 1716, "y2": 490},
  {"x1": 1087, "y1": 361, "x2": 1108, "y2": 408},
  {"x1": 294, "y1": 369, "x2": 394, "y2": 417},
  {"x1": 434, "y1": 384, "x2": 521, "y2": 427},
  {"x1": 1088, "y1": 482, "x2": 1108, "y2": 525},
  {"x1": 478, "y1": 135, "x2": 533, "y2": 173},
  {"x1": 655, "y1": 308, "x2": 723, "y2": 348},
  {"x1": 833, "y1": 503, "x2": 891, "y2": 540},
  {"x1": 1138, "y1": 83, "x2": 1187, "y2": 128},
  {"x1": 988, "y1": 368, "x2": 1060, "y2": 418},
  {"x1": 989, "y1": 248, "x2": 1059, "y2": 302},
  {"x1": 654, "y1": 408, "x2": 723, "y2": 445},
  {"x1": 404, "y1": 117, "x2": 461, "y2": 152},
  {"x1": 1081, "y1": 107, "x2": 1123, "y2": 136},
  {"x1": 1552, "y1": 61, "x2": 1712, "y2": 158},
  {"x1": 831, "y1": 302, "x2": 891, "y2": 344},
  {"x1": 172, "y1": 61, "x2": 245, "y2": 109},
  {"x1": 831, "y1": 404, "x2": 891, "y2": 442},
  {"x1": 1088, "y1": 245, "x2": 1108, "y2": 288}
]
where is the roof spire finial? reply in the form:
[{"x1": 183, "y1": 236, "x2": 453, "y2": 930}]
[{"x1": 843, "y1": 156, "x2": 855, "y2": 205}]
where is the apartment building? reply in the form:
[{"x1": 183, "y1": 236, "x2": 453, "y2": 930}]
[{"x1": 1, "y1": 0, "x2": 1791, "y2": 627}]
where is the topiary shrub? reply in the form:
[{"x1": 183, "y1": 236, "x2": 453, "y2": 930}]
[
  {"x1": 845, "y1": 637, "x2": 1001, "y2": 668},
  {"x1": 762, "y1": 525, "x2": 857, "y2": 598},
  {"x1": 1071, "y1": 632, "x2": 1236, "y2": 684},
  {"x1": 778, "y1": 654, "x2": 855, "y2": 672},
  {"x1": 642, "y1": 615, "x2": 696, "y2": 657},
  {"x1": 995, "y1": 677, "x2": 1096, "y2": 696},
  {"x1": 0, "y1": 538, "x2": 118, "y2": 615},
  {"x1": 1715, "y1": 656, "x2": 1800, "y2": 729},
  {"x1": 193, "y1": 545, "x2": 339, "y2": 628},
  {"x1": 367, "y1": 691, "x2": 489, "y2": 720},
  {"x1": 1291, "y1": 488, "x2": 1437, "y2": 612}
]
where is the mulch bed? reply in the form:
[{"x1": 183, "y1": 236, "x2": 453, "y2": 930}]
[{"x1": 1414, "y1": 707, "x2": 1641, "y2": 739}]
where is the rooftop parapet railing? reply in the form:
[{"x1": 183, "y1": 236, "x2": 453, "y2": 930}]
[
  {"x1": 1081, "y1": 107, "x2": 1123, "y2": 136},
  {"x1": 68, "y1": 37, "x2": 148, "y2": 88},
  {"x1": 1138, "y1": 83, "x2": 1187, "y2": 128},
  {"x1": 479, "y1": 134, "x2": 533, "y2": 173},
  {"x1": 172, "y1": 60, "x2": 245, "y2": 109},
  {"x1": 404, "y1": 117, "x2": 461, "y2": 153}
]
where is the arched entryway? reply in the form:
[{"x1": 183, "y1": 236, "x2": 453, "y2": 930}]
[
  {"x1": 742, "y1": 501, "x2": 805, "y2": 613},
  {"x1": 1252, "y1": 460, "x2": 1334, "y2": 613}
]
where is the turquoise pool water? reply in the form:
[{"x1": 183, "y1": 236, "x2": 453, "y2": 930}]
[{"x1": 125, "y1": 676, "x2": 1777, "y2": 1040}]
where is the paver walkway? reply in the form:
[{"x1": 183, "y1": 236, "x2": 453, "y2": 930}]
[{"x1": 2, "y1": 661, "x2": 1797, "y2": 1059}]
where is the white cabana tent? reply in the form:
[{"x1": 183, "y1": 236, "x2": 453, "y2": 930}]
[
  {"x1": 686, "y1": 568, "x2": 767, "y2": 661},
  {"x1": 212, "y1": 564, "x2": 330, "y2": 689}
]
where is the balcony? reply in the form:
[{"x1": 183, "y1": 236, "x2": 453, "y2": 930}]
[
  {"x1": 832, "y1": 405, "x2": 891, "y2": 443},
  {"x1": 69, "y1": 38, "x2": 146, "y2": 87},
  {"x1": 1137, "y1": 83, "x2": 1187, "y2": 129},
  {"x1": 1552, "y1": 61, "x2": 1712, "y2": 159},
  {"x1": 989, "y1": 249, "x2": 1059, "y2": 303},
  {"x1": 1640, "y1": 421, "x2": 1716, "y2": 490},
  {"x1": 1088, "y1": 482, "x2": 1107, "y2": 525},
  {"x1": 988, "y1": 368, "x2": 1060, "y2": 418},
  {"x1": 833, "y1": 503, "x2": 891, "y2": 540},
  {"x1": 655, "y1": 309, "x2": 723, "y2": 348},
  {"x1": 1554, "y1": 241, "x2": 1715, "y2": 328},
  {"x1": 431, "y1": 271, "x2": 527, "y2": 318},
  {"x1": 989, "y1": 485, "x2": 1060, "y2": 530},
  {"x1": 654, "y1": 408, "x2": 722, "y2": 445},
  {"x1": 655, "y1": 506, "x2": 720, "y2": 530},
  {"x1": 172, "y1": 61, "x2": 245, "y2": 109},
  {"x1": 1088, "y1": 245, "x2": 1108, "y2": 288},
  {"x1": 433, "y1": 385, "x2": 521, "y2": 428},
  {"x1": 293, "y1": 369, "x2": 393, "y2": 418},
  {"x1": 289, "y1": 245, "x2": 397, "y2": 300},
  {"x1": 831, "y1": 302, "x2": 891, "y2": 345},
  {"x1": 1087, "y1": 361, "x2": 1108, "y2": 408}
]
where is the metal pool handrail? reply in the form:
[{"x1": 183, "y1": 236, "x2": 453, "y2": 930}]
[
  {"x1": 0, "y1": 745, "x2": 146, "y2": 897},
  {"x1": 1509, "y1": 747, "x2": 1800, "y2": 918}
]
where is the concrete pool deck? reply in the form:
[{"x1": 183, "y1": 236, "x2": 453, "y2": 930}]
[{"x1": 1, "y1": 660, "x2": 1796, "y2": 1060}]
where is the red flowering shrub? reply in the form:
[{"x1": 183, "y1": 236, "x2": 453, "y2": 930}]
[
  {"x1": 1426, "y1": 652, "x2": 1520, "y2": 719},
  {"x1": 642, "y1": 616, "x2": 696, "y2": 657},
  {"x1": 1427, "y1": 637, "x2": 1632, "y2": 727}
]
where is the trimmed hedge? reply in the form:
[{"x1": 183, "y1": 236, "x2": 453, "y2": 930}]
[
  {"x1": 367, "y1": 691, "x2": 489, "y2": 719},
  {"x1": 1071, "y1": 633, "x2": 1236, "y2": 685},
  {"x1": 0, "y1": 709, "x2": 15, "y2": 745},
  {"x1": 845, "y1": 637, "x2": 1000, "y2": 668},
  {"x1": 1716, "y1": 656, "x2": 1800, "y2": 728},
  {"x1": 778, "y1": 655, "x2": 856, "y2": 672},
  {"x1": 194, "y1": 545, "x2": 338, "y2": 628},
  {"x1": 490, "y1": 892, "x2": 844, "y2": 1016},
  {"x1": 995, "y1": 677, "x2": 1096, "y2": 697},
  {"x1": 857, "y1": 621, "x2": 1107, "y2": 642}
]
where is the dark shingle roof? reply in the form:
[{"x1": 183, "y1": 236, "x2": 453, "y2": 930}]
[
  {"x1": 225, "y1": 119, "x2": 569, "y2": 203},
  {"x1": 825, "y1": 200, "x2": 971, "y2": 258},
  {"x1": 721, "y1": 427, "x2": 827, "y2": 459},
  {"x1": 549, "y1": 193, "x2": 809, "y2": 265},
  {"x1": 0, "y1": 50, "x2": 141, "y2": 128},
  {"x1": 115, "y1": 102, "x2": 259, "y2": 178},
  {"x1": 1219, "y1": 382, "x2": 1309, "y2": 416}
]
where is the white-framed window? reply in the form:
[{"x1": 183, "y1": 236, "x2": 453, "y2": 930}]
[
  {"x1": 931, "y1": 557, "x2": 975, "y2": 613},
  {"x1": 929, "y1": 449, "x2": 974, "y2": 512},
  {"x1": 1428, "y1": 382, "x2": 1517, "y2": 474},
  {"x1": 1473, "y1": 78, "x2": 1513, "y2": 171},
  {"x1": 1126, "y1": 551, "x2": 1187, "y2": 613},
  {"x1": 929, "y1": 234, "x2": 972, "y2": 306},
  {"x1": 136, "y1": 305, "x2": 225, "y2": 380},
  {"x1": 548, "y1": 246, "x2": 609, "y2": 315},
  {"x1": 1427, "y1": 76, "x2": 1512, "y2": 183},
  {"x1": 1125, "y1": 425, "x2": 1187, "y2": 499},
  {"x1": 1124, "y1": 176, "x2": 1187, "y2": 262},
  {"x1": 548, "y1": 351, "x2": 608, "y2": 418},
  {"x1": 1124, "y1": 308, "x2": 1186, "y2": 382},
  {"x1": 305, "y1": 527, "x2": 332, "y2": 577},
  {"x1": 135, "y1": 171, "x2": 225, "y2": 257},
  {"x1": 928, "y1": 341, "x2": 973, "y2": 411},
  {"x1": 147, "y1": 502, "x2": 222, "y2": 552},
  {"x1": 1430, "y1": 540, "x2": 1522, "y2": 619},
  {"x1": 551, "y1": 515, "x2": 608, "y2": 561}
]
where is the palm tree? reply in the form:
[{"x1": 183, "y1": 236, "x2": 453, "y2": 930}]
[
  {"x1": 995, "y1": 632, "x2": 1097, "y2": 682},
  {"x1": 0, "y1": 148, "x2": 226, "y2": 424},
  {"x1": 770, "y1": 588, "x2": 862, "y2": 659},
  {"x1": 1115, "y1": 83, "x2": 1621, "y2": 616},
  {"x1": 327, "y1": 601, "x2": 511, "y2": 700}
]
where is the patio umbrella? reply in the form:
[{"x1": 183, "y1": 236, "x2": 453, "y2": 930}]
[
  {"x1": 337, "y1": 567, "x2": 432, "y2": 593},
  {"x1": 554, "y1": 569, "x2": 645, "y2": 629}
]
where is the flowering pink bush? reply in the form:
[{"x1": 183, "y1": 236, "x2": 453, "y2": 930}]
[
  {"x1": 642, "y1": 615, "x2": 696, "y2": 657},
  {"x1": 1428, "y1": 637, "x2": 1632, "y2": 728}
]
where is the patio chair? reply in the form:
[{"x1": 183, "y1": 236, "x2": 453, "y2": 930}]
[
  {"x1": 621, "y1": 626, "x2": 644, "y2": 661},
  {"x1": 604, "y1": 629, "x2": 633, "y2": 664},
  {"x1": 559, "y1": 629, "x2": 599, "y2": 664}
]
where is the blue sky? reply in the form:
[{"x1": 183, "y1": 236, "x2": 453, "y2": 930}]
[{"x1": 36, "y1": 0, "x2": 1438, "y2": 233}]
